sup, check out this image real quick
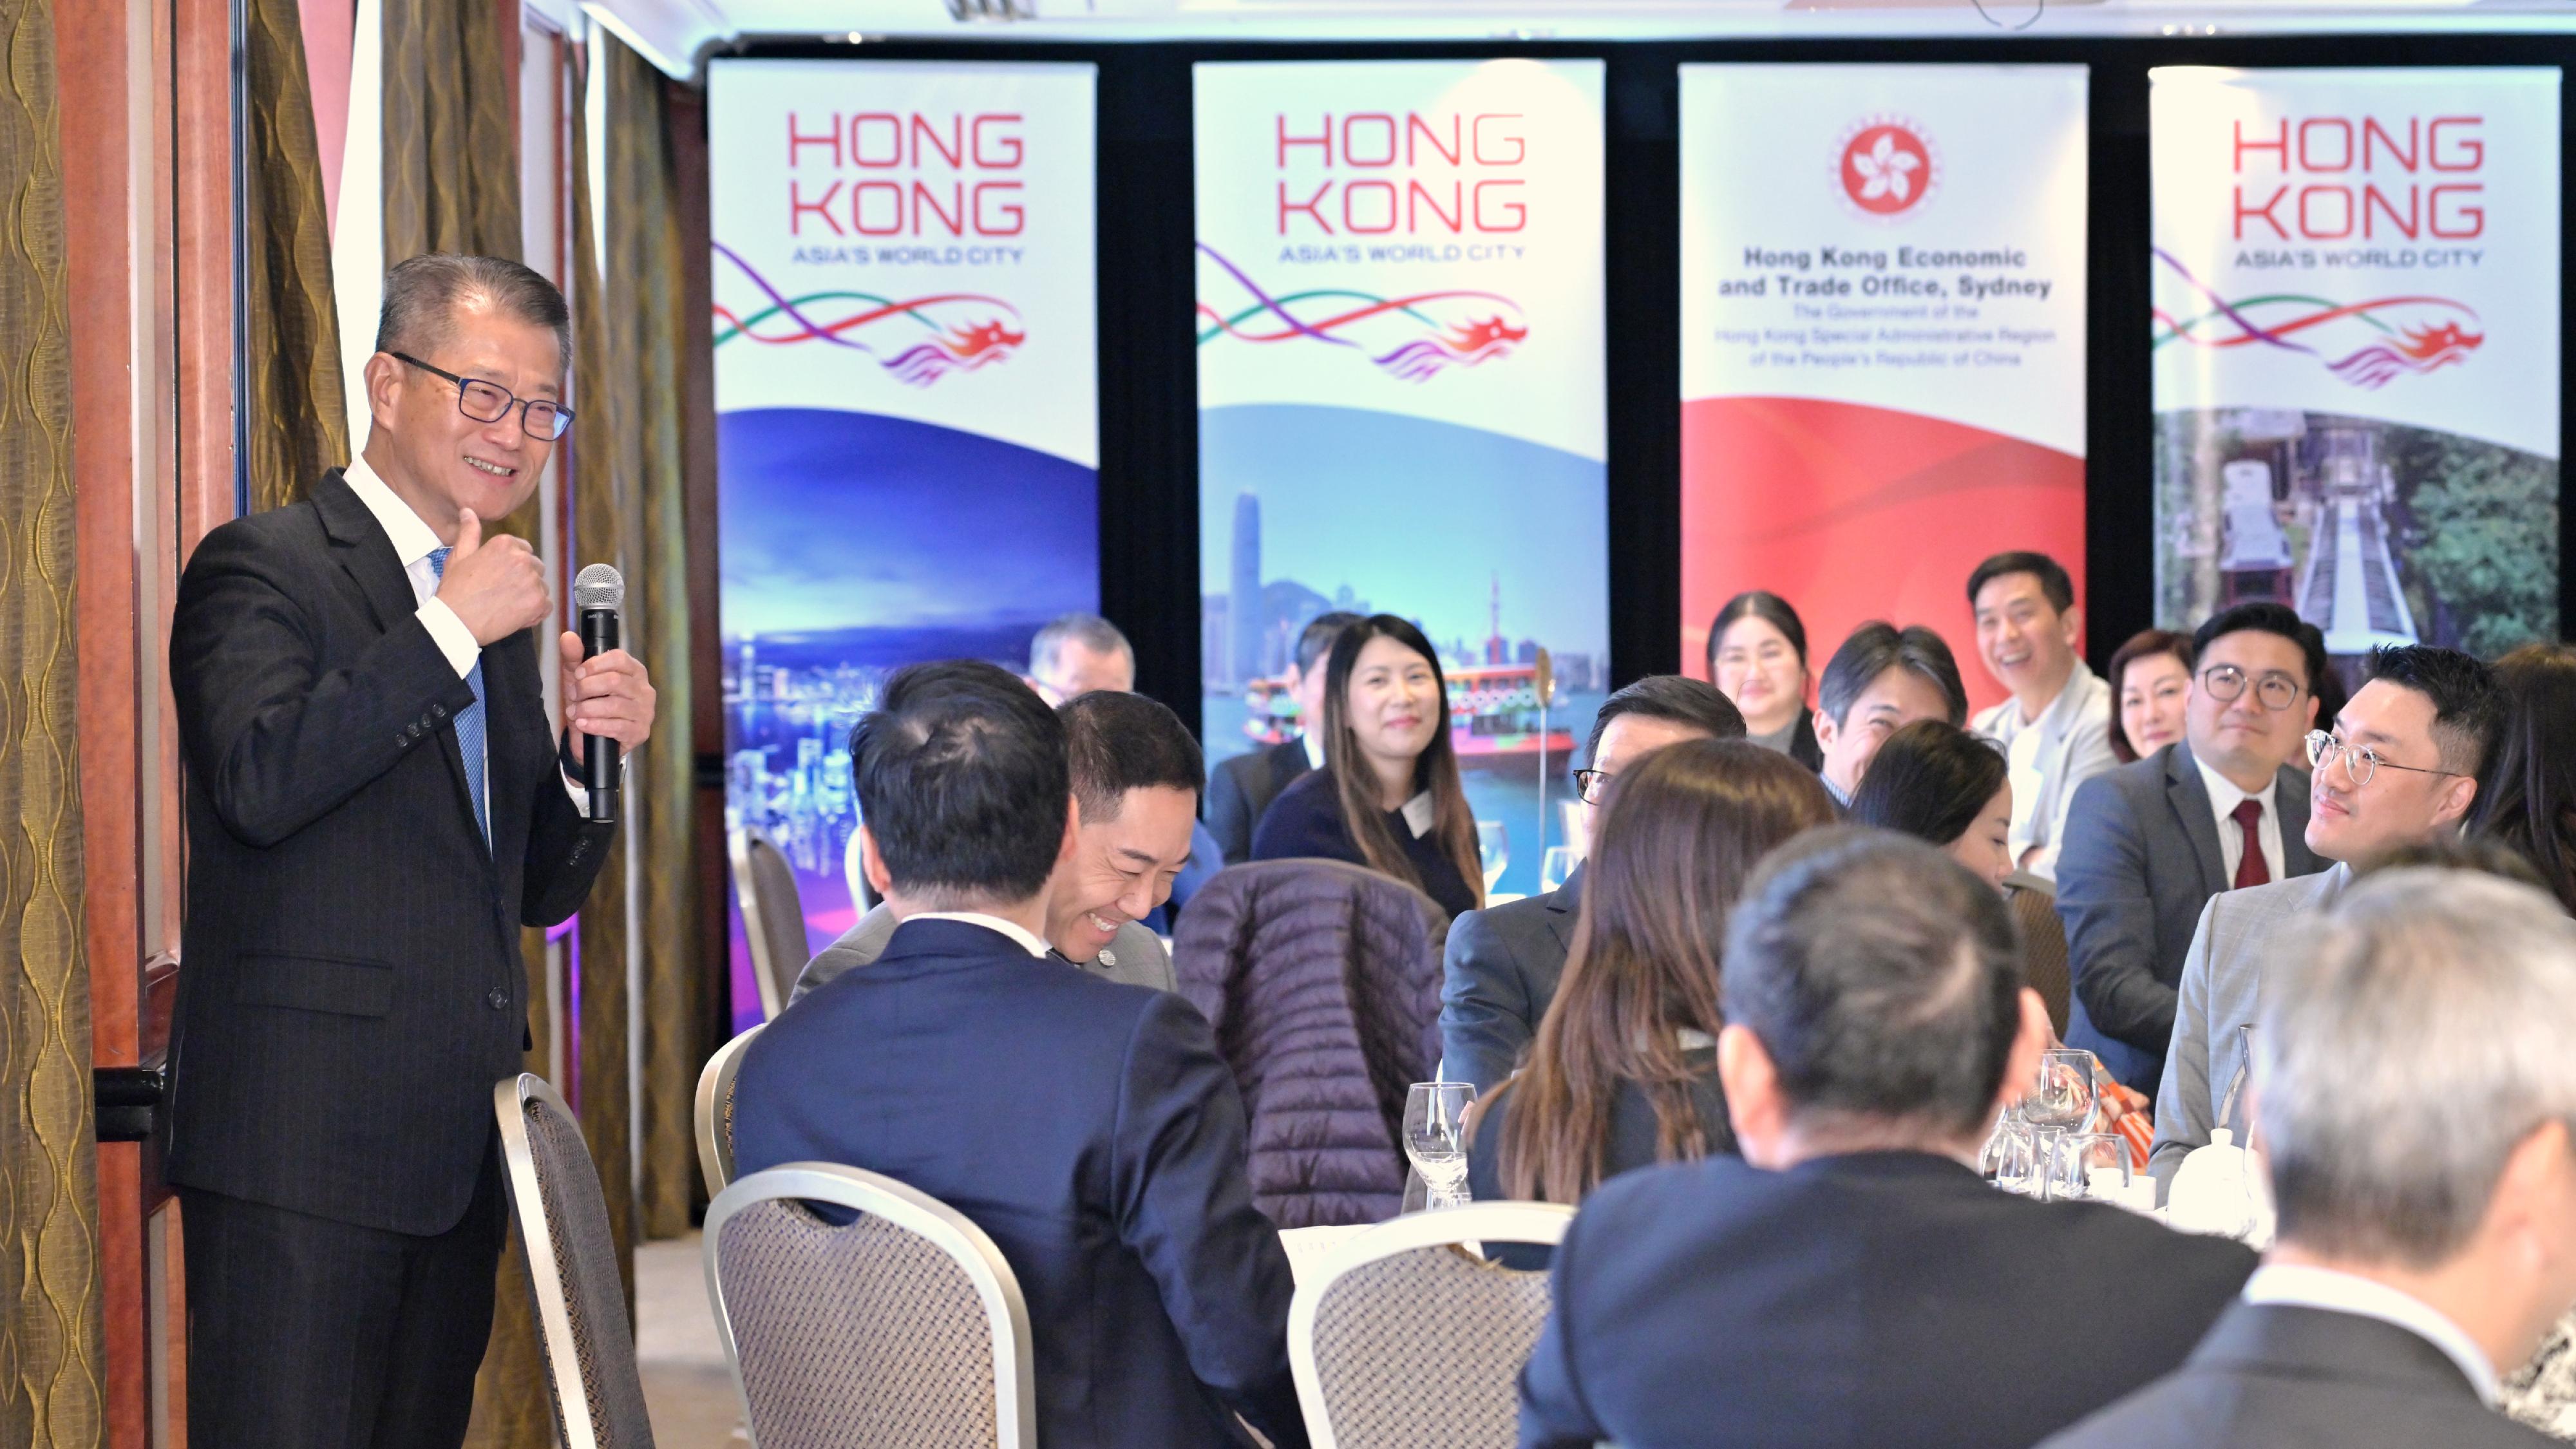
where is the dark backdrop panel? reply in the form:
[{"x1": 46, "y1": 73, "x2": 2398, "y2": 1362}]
[{"x1": 720, "y1": 32, "x2": 2575, "y2": 734}]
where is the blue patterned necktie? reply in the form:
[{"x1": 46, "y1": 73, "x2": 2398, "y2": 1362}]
[{"x1": 425, "y1": 547, "x2": 491, "y2": 848}]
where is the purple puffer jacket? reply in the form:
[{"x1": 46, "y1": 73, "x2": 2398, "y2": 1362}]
[{"x1": 1173, "y1": 858, "x2": 1450, "y2": 1228}]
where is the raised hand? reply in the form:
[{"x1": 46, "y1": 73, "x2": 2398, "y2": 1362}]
[{"x1": 435, "y1": 508, "x2": 551, "y2": 645}]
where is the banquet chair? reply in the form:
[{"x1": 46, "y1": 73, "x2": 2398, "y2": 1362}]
[
  {"x1": 1289, "y1": 1202, "x2": 1575, "y2": 1449},
  {"x1": 2004, "y1": 870, "x2": 2071, "y2": 1037},
  {"x1": 705, "y1": 1163, "x2": 1036, "y2": 1449},
  {"x1": 493, "y1": 1074, "x2": 658, "y2": 1449},
  {"x1": 729, "y1": 827, "x2": 810, "y2": 1020},
  {"x1": 842, "y1": 824, "x2": 880, "y2": 912},
  {"x1": 694, "y1": 1024, "x2": 764, "y2": 1197}
]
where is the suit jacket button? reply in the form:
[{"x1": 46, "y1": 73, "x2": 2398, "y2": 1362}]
[
  {"x1": 433, "y1": 705, "x2": 448, "y2": 719},
  {"x1": 487, "y1": 989, "x2": 508, "y2": 1010}
]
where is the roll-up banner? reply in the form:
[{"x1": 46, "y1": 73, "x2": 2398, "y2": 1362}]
[
  {"x1": 710, "y1": 59, "x2": 1098, "y2": 994},
  {"x1": 2151, "y1": 68, "x2": 2560, "y2": 665},
  {"x1": 1679, "y1": 65, "x2": 2090, "y2": 715},
  {"x1": 1194, "y1": 59, "x2": 1608, "y2": 895}
]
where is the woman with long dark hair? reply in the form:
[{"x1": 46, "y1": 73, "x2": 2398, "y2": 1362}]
[
  {"x1": 1706, "y1": 591, "x2": 1824, "y2": 771},
  {"x1": 1468, "y1": 741, "x2": 1836, "y2": 1207},
  {"x1": 1848, "y1": 719, "x2": 2014, "y2": 890},
  {"x1": 2474, "y1": 642, "x2": 2576, "y2": 916},
  {"x1": 1251, "y1": 614, "x2": 1483, "y2": 918}
]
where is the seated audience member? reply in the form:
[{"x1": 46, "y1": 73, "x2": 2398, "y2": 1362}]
[
  {"x1": 1517, "y1": 830, "x2": 2255, "y2": 1449},
  {"x1": 1467, "y1": 740, "x2": 1833, "y2": 1213},
  {"x1": 1204, "y1": 611, "x2": 1360, "y2": 864},
  {"x1": 1441, "y1": 676, "x2": 1747, "y2": 1095},
  {"x1": 1847, "y1": 719, "x2": 2014, "y2": 889},
  {"x1": 1251, "y1": 614, "x2": 1482, "y2": 918},
  {"x1": 734, "y1": 661, "x2": 1304, "y2": 1449},
  {"x1": 2058, "y1": 603, "x2": 2327, "y2": 1097},
  {"x1": 1967, "y1": 551, "x2": 2118, "y2": 882},
  {"x1": 795, "y1": 688, "x2": 1200, "y2": 1001},
  {"x1": 1812, "y1": 621, "x2": 1970, "y2": 809},
  {"x1": 2107, "y1": 628, "x2": 2193, "y2": 764},
  {"x1": 2474, "y1": 643, "x2": 2576, "y2": 915},
  {"x1": 1708, "y1": 591, "x2": 1823, "y2": 770},
  {"x1": 2152, "y1": 644, "x2": 2505, "y2": 1183},
  {"x1": 1028, "y1": 611, "x2": 1220, "y2": 919},
  {"x1": 2047, "y1": 868, "x2": 2576, "y2": 1448}
]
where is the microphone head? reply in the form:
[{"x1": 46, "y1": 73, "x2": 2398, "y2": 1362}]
[{"x1": 573, "y1": 563, "x2": 625, "y2": 612}]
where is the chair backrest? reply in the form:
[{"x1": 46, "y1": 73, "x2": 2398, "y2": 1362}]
[
  {"x1": 694, "y1": 1025, "x2": 765, "y2": 1198},
  {"x1": 1171, "y1": 858, "x2": 1450, "y2": 1227},
  {"x1": 730, "y1": 828, "x2": 810, "y2": 1021},
  {"x1": 2005, "y1": 873, "x2": 2070, "y2": 1037},
  {"x1": 842, "y1": 825, "x2": 880, "y2": 912},
  {"x1": 1289, "y1": 1202, "x2": 1575, "y2": 1449},
  {"x1": 493, "y1": 1074, "x2": 658, "y2": 1449},
  {"x1": 705, "y1": 1163, "x2": 1036, "y2": 1449}
]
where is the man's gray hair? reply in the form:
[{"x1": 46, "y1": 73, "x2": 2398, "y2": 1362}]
[
  {"x1": 1029, "y1": 612, "x2": 1133, "y2": 679},
  {"x1": 375, "y1": 253, "x2": 571, "y2": 367},
  {"x1": 2260, "y1": 867, "x2": 2576, "y2": 1267}
]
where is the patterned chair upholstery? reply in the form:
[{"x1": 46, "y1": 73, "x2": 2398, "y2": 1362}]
[
  {"x1": 693, "y1": 1025, "x2": 764, "y2": 1197},
  {"x1": 705, "y1": 1163, "x2": 1036, "y2": 1449},
  {"x1": 493, "y1": 1074, "x2": 658, "y2": 1449},
  {"x1": 2005, "y1": 871, "x2": 2071, "y2": 1037},
  {"x1": 730, "y1": 827, "x2": 809, "y2": 1021},
  {"x1": 1289, "y1": 1202, "x2": 1574, "y2": 1449}
]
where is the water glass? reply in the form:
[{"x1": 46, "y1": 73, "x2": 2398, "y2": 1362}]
[
  {"x1": 2050, "y1": 1132, "x2": 2132, "y2": 1203},
  {"x1": 1539, "y1": 846, "x2": 1575, "y2": 894},
  {"x1": 2024, "y1": 1048, "x2": 2098, "y2": 1133},
  {"x1": 1475, "y1": 821, "x2": 1510, "y2": 891},
  {"x1": 1980, "y1": 1112, "x2": 2040, "y2": 1197},
  {"x1": 1403, "y1": 1081, "x2": 1475, "y2": 1211}
]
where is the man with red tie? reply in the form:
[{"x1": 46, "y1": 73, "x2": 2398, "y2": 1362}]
[{"x1": 2055, "y1": 601, "x2": 2330, "y2": 1097}]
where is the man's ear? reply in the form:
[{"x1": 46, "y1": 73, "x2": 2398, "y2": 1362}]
[
  {"x1": 1812, "y1": 706, "x2": 1839, "y2": 752},
  {"x1": 363, "y1": 350, "x2": 403, "y2": 433},
  {"x1": 1718, "y1": 1023, "x2": 1787, "y2": 1168},
  {"x1": 2434, "y1": 773, "x2": 2479, "y2": 829},
  {"x1": 1057, "y1": 792, "x2": 1083, "y2": 871},
  {"x1": 1991, "y1": 987, "x2": 2052, "y2": 1123},
  {"x1": 858, "y1": 825, "x2": 893, "y2": 896},
  {"x1": 2060, "y1": 603, "x2": 2086, "y2": 653}
]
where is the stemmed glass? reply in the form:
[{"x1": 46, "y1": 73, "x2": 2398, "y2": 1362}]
[
  {"x1": 1980, "y1": 1105, "x2": 2040, "y2": 1196},
  {"x1": 1476, "y1": 822, "x2": 1510, "y2": 892},
  {"x1": 2022, "y1": 1049, "x2": 2098, "y2": 1200},
  {"x1": 2050, "y1": 1132, "x2": 2133, "y2": 1203},
  {"x1": 1539, "y1": 846, "x2": 1575, "y2": 895},
  {"x1": 1403, "y1": 1081, "x2": 1475, "y2": 1211}
]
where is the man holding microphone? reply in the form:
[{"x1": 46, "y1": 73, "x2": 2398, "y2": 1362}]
[{"x1": 166, "y1": 254, "x2": 655, "y2": 1448}]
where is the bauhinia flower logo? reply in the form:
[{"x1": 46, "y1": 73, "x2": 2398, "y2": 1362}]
[{"x1": 1836, "y1": 120, "x2": 1937, "y2": 219}]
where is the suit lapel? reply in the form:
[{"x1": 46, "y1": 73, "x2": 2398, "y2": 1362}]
[
  {"x1": 2164, "y1": 744, "x2": 2231, "y2": 896},
  {"x1": 2277, "y1": 766, "x2": 2326, "y2": 876},
  {"x1": 1542, "y1": 865, "x2": 1582, "y2": 953}
]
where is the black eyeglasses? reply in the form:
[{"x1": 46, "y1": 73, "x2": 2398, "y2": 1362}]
[
  {"x1": 392, "y1": 352, "x2": 573, "y2": 441},
  {"x1": 2199, "y1": 664, "x2": 2304, "y2": 712},
  {"x1": 1574, "y1": 768, "x2": 1611, "y2": 804}
]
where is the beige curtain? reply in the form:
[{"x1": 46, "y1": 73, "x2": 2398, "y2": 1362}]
[
  {"x1": 242, "y1": 0, "x2": 350, "y2": 512},
  {"x1": 381, "y1": 0, "x2": 521, "y2": 265},
  {"x1": 0, "y1": 0, "x2": 106, "y2": 1444}
]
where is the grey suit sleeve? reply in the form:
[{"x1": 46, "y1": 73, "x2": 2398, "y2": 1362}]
[
  {"x1": 2029, "y1": 706, "x2": 2122, "y2": 882},
  {"x1": 1441, "y1": 907, "x2": 1532, "y2": 1096},
  {"x1": 788, "y1": 905, "x2": 895, "y2": 1005},
  {"x1": 2150, "y1": 894, "x2": 2226, "y2": 1188},
  {"x1": 2058, "y1": 775, "x2": 2179, "y2": 1052},
  {"x1": 1204, "y1": 757, "x2": 1255, "y2": 867}
]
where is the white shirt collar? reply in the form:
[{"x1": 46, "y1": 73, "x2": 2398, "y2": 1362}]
[
  {"x1": 2193, "y1": 753, "x2": 2278, "y2": 819},
  {"x1": 342, "y1": 455, "x2": 447, "y2": 569},
  {"x1": 1397, "y1": 790, "x2": 1436, "y2": 839},
  {"x1": 2242, "y1": 1263, "x2": 2499, "y2": 1405},
  {"x1": 1302, "y1": 731, "x2": 1326, "y2": 772},
  {"x1": 907, "y1": 911, "x2": 1052, "y2": 959}
]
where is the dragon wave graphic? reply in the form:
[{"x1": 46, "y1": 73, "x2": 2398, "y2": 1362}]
[
  {"x1": 712, "y1": 243, "x2": 1025, "y2": 387},
  {"x1": 2151, "y1": 248, "x2": 2483, "y2": 391},
  {"x1": 1195, "y1": 243, "x2": 1528, "y2": 383}
]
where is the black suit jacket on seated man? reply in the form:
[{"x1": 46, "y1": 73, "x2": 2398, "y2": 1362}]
[
  {"x1": 1518, "y1": 1150, "x2": 2257, "y2": 1449},
  {"x1": 1206, "y1": 734, "x2": 1311, "y2": 865},
  {"x1": 734, "y1": 916, "x2": 1307, "y2": 1449},
  {"x1": 165, "y1": 469, "x2": 614, "y2": 1235},
  {"x1": 1440, "y1": 864, "x2": 1582, "y2": 1094}
]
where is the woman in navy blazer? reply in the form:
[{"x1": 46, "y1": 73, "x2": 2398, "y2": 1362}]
[{"x1": 1251, "y1": 614, "x2": 1482, "y2": 920}]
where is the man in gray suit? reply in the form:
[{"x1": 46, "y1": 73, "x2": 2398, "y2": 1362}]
[
  {"x1": 1439, "y1": 677, "x2": 1743, "y2": 1095},
  {"x1": 2059, "y1": 602, "x2": 2329, "y2": 1096},
  {"x1": 2151, "y1": 645, "x2": 2505, "y2": 1184},
  {"x1": 794, "y1": 688, "x2": 1199, "y2": 1001},
  {"x1": 2050, "y1": 867, "x2": 2576, "y2": 1448}
]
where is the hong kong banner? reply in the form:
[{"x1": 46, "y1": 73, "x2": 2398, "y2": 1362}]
[
  {"x1": 1680, "y1": 64, "x2": 2090, "y2": 717},
  {"x1": 710, "y1": 60, "x2": 1098, "y2": 1009},
  {"x1": 2151, "y1": 68, "x2": 2560, "y2": 665},
  {"x1": 1193, "y1": 59, "x2": 1609, "y2": 896}
]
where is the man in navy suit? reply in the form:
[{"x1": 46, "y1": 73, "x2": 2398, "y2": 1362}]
[
  {"x1": 1205, "y1": 611, "x2": 1362, "y2": 864},
  {"x1": 1518, "y1": 829, "x2": 2254, "y2": 1449},
  {"x1": 1439, "y1": 676, "x2": 1744, "y2": 1094},
  {"x1": 732, "y1": 660, "x2": 1304, "y2": 1449},
  {"x1": 2057, "y1": 601, "x2": 2329, "y2": 1096}
]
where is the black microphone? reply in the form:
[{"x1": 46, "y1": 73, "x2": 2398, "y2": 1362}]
[{"x1": 573, "y1": 564, "x2": 625, "y2": 824}]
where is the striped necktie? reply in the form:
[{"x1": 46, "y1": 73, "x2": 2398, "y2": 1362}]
[{"x1": 424, "y1": 547, "x2": 490, "y2": 848}]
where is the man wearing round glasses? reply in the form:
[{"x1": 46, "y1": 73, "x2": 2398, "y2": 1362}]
[
  {"x1": 2058, "y1": 603, "x2": 2331, "y2": 1096},
  {"x1": 2148, "y1": 644, "x2": 2505, "y2": 1189},
  {"x1": 167, "y1": 254, "x2": 656, "y2": 1449}
]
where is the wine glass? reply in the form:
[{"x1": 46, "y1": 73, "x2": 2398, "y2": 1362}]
[
  {"x1": 1981, "y1": 1110, "x2": 2040, "y2": 1197},
  {"x1": 1403, "y1": 1081, "x2": 1475, "y2": 1211},
  {"x1": 2022, "y1": 1049, "x2": 2097, "y2": 1200},
  {"x1": 2218, "y1": 1022, "x2": 2259, "y2": 1145},
  {"x1": 1476, "y1": 822, "x2": 1510, "y2": 891},
  {"x1": 1539, "y1": 846, "x2": 1574, "y2": 895},
  {"x1": 2051, "y1": 1132, "x2": 2132, "y2": 1203}
]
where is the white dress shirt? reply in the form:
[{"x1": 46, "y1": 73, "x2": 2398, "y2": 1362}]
[
  {"x1": 1302, "y1": 731, "x2": 1327, "y2": 772},
  {"x1": 2242, "y1": 1263, "x2": 2499, "y2": 1405},
  {"x1": 2193, "y1": 755, "x2": 2284, "y2": 886},
  {"x1": 909, "y1": 911, "x2": 1051, "y2": 958}
]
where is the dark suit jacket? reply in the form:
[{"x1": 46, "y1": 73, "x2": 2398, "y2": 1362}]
[
  {"x1": 164, "y1": 471, "x2": 614, "y2": 1235},
  {"x1": 733, "y1": 918, "x2": 1306, "y2": 1449},
  {"x1": 1439, "y1": 866, "x2": 1582, "y2": 1094},
  {"x1": 1206, "y1": 736, "x2": 1311, "y2": 866},
  {"x1": 1251, "y1": 768, "x2": 1479, "y2": 919},
  {"x1": 1519, "y1": 1151, "x2": 2257, "y2": 1449},
  {"x1": 2043, "y1": 1302, "x2": 2557, "y2": 1448},
  {"x1": 2057, "y1": 742, "x2": 2323, "y2": 1094}
]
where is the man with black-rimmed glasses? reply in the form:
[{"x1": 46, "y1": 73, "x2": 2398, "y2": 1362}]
[{"x1": 2148, "y1": 643, "x2": 2505, "y2": 1189}]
